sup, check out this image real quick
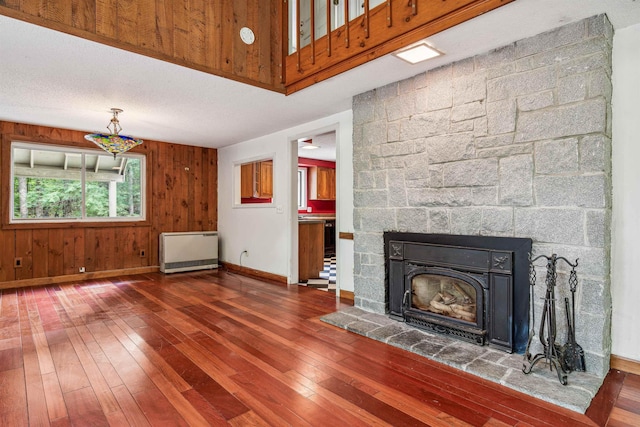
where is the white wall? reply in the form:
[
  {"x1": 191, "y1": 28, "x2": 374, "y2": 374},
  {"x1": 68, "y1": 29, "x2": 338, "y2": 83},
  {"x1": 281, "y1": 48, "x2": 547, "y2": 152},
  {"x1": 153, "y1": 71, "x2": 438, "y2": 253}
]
[
  {"x1": 218, "y1": 110, "x2": 354, "y2": 292},
  {"x1": 336, "y1": 111, "x2": 355, "y2": 293},
  {"x1": 611, "y1": 23, "x2": 640, "y2": 362}
]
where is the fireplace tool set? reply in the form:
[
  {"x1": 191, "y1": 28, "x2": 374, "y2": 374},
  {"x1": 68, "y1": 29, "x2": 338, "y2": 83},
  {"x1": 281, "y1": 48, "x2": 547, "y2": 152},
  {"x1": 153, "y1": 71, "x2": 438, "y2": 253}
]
[{"x1": 522, "y1": 253, "x2": 585, "y2": 385}]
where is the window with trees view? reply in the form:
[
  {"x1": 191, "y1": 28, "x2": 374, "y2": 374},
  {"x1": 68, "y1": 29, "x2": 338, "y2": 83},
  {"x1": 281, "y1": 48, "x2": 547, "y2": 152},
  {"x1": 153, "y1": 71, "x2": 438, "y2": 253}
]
[{"x1": 11, "y1": 142, "x2": 145, "y2": 222}]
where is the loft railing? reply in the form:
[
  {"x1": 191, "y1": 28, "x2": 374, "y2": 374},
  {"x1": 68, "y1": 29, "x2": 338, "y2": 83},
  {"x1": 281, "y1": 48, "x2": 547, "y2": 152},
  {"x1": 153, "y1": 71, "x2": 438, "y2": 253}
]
[{"x1": 283, "y1": 0, "x2": 514, "y2": 94}]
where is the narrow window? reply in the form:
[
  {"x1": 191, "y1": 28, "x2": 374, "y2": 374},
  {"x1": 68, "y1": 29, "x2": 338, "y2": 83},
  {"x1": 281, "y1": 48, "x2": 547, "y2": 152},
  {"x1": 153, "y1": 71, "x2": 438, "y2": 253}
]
[{"x1": 298, "y1": 167, "x2": 308, "y2": 210}]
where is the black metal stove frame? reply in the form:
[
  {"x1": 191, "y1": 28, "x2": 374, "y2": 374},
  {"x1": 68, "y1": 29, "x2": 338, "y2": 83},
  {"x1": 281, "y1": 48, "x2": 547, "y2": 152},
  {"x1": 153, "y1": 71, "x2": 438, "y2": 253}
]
[{"x1": 385, "y1": 233, "x2": 532, "y2": 353}]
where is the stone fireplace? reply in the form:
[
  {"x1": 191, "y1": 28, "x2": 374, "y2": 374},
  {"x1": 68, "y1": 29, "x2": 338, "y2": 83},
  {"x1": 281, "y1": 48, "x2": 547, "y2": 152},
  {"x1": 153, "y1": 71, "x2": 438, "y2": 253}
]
[
  {"x1": 351, "y1": 14, "x2": 612, "y2": 381},
  {"x1": 385, "y1": 232, "x2": 531, "y2": 353}
]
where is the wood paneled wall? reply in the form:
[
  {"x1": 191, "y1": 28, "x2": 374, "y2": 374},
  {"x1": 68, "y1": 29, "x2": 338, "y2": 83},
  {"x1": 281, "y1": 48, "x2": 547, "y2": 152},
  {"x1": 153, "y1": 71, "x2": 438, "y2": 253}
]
[
  {"x1": 0, "y1": 0, "x2": 284, "y2": 92},
  {"x1": 0, "y1": 121, "x2": 217, "y2": 285}
]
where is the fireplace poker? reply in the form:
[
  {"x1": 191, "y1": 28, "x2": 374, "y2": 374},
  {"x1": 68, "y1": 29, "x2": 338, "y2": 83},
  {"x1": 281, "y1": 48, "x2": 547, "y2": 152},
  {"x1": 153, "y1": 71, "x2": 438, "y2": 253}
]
[
  {"x1": 523, "y1": 253, "x2": 537, "y2": 370},
  {"x1": 522, "y1": 254, "x2": 568, "y2": 385}
]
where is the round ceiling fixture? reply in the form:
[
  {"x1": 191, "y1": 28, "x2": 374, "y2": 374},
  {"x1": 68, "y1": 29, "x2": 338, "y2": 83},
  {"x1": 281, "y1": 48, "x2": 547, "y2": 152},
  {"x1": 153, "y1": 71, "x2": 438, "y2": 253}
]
[{"x1": 240, "y1": 27, "x2": 255, "y2": 45}]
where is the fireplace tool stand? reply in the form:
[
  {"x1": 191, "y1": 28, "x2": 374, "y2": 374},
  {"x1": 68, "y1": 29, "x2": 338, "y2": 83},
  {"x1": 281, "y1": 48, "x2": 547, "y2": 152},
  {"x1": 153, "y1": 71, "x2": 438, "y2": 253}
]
[{"x1": 523, "y1": 253, "x2": 578, "y2": 385}]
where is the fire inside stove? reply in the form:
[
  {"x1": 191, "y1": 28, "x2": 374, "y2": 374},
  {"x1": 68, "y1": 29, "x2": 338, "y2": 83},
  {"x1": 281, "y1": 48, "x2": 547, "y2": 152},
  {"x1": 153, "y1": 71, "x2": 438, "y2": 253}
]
[{"x1": 412, "y1": 274, "x2": 477, "y2": 323}]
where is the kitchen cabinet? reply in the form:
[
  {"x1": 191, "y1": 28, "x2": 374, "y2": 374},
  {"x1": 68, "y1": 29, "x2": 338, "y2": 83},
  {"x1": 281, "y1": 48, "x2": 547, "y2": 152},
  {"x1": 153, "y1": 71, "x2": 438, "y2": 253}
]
[
  {"x1": 258, "y1": 160, "x2": 273, "y2": 197},
  {"x1": 309, "y1": 166, "x2": 335, "y2": 200},
  {"x1": 298, "y1": 221, "x2": 324, "y2": 281},
  {"x1": 241, "y1": 160, "x2": 273, "y2": 199}
]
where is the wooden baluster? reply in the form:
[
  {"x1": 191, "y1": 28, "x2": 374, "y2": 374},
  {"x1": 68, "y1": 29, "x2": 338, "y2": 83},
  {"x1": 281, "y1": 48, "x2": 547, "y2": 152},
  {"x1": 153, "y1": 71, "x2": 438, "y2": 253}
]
[
  {"x1": 344, "y1": 0, "x2": 350, "y2": 47},
  {"x1": 364, "y1": 0, "x2": 370, "y2": 39},
  {"x1": 281, "y1": 0, "x2": 288, "y2": 83},
  {"x1": 311, "y1": 0, "x2": 316, "y2": 64},
  {"x1": 387, "y1": 0, "x2": 392, "y2": 27},
  {"x1": 327, "y1": 0, "x2": 332, "y2": 56},
  {"x1": 296, "y1": 0, "x2": 301, "y2": 71}
]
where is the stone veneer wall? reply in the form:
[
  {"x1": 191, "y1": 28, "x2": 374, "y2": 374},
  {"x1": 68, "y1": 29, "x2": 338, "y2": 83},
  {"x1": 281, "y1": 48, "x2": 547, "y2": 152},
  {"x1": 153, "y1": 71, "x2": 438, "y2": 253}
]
[{"x1": 352, "y1": 15, "x2": 613, "y2": 377}]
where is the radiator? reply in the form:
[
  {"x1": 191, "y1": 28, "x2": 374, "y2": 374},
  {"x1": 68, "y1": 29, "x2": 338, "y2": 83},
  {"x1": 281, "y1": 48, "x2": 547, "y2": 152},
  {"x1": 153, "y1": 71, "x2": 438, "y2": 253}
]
[{"x1": 159, "y1": 231, "x2": 218, "y2": 273}]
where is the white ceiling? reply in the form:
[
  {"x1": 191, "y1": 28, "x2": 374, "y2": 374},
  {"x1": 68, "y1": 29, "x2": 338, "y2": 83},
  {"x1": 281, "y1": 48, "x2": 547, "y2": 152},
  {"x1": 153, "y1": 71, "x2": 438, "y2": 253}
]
[
  {"x1": 297, "y1": 132, "x2": 337, "y2": 162},
  {"x1": 1, "y1": 0, "x2": 639, "y2": 151}
]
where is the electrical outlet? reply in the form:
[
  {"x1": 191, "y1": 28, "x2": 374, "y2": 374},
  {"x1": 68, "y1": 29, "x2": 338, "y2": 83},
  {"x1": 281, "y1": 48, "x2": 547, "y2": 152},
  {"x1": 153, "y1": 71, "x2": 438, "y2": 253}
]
[
  {"x1": 14, "y1": 257, "x2": 22, "y2": 268},
  {"x1": 139, "y1": 249, "x2": 146, "y2": 257},
  {"x1": 79, "y1": 267, "x2": 86, "y2": 273}
]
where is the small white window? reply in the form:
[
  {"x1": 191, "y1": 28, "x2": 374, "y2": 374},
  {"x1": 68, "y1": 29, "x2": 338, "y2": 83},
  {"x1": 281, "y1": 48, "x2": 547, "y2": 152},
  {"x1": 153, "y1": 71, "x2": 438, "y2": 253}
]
[
  {"x1": 298, "y1": 167, "x2": 308, "y2": 210},
  {"x1": 10, "y1": 142, "x2": 146, "y2": 223}
]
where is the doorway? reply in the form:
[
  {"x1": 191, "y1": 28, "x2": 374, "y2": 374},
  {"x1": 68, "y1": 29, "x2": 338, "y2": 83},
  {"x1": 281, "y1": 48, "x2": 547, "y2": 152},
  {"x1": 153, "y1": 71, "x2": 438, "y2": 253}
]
[{"x1": 296, "y1": 131, "x2": 337, "y2": 293}]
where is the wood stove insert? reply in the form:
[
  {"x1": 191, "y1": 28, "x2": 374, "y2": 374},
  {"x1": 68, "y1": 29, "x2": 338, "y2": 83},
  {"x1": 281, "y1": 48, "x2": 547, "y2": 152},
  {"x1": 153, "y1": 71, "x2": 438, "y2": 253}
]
[{"x1": 385, "y1": 233, "x2": 532, "y2": 353}]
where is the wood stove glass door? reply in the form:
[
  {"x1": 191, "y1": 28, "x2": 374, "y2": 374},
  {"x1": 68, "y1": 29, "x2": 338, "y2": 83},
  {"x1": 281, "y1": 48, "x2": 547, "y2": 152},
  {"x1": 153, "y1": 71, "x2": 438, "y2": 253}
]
[{"x1": 406, "y1": 267, "x2": 486, "y2": 331}]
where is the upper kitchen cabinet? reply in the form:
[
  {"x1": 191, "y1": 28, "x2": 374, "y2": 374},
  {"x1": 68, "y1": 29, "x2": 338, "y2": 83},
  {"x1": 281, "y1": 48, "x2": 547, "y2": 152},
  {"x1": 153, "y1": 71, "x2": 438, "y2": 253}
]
[
  {"x1": 241, "y1": 159, "x2": 273, "y2": 200},
  {"x1": 258, "y1": 160, "x2": 273, "y2": 198},
  {"x1": 309, "y1": 166, "x2": 335, "y2": 200}
]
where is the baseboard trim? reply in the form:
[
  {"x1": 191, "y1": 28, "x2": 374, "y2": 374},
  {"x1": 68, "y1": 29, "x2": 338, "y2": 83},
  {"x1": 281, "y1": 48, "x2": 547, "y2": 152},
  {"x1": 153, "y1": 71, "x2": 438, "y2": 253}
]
[
  {"x1": 339, "y1": 289, "x2": 354, "y2": 300},
  {"x1": 221, "y1": 262, "x2": 288, "y2": 285},
  {"x1": 0, "y1": 266, "x2": 160, "y2": 291},
  {"x1": 611, "y1": 354, "x2": 640, "y2": 376}
]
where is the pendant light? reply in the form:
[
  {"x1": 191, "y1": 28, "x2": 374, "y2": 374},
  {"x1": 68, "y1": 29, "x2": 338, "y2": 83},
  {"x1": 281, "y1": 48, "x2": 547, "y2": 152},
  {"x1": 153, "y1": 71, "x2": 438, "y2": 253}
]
[
  {"x1": 299, "y1": 138, "x2": 319, "y2": 150},
  {"x1": 85, "y1": 108, "x2": 143, "y2": 158}
]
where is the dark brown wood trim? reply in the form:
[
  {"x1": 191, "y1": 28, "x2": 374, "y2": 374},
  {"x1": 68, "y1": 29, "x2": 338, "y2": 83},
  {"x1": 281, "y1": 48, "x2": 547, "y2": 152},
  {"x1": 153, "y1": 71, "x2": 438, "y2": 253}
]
[
  {"x1": 221, "y1": 262, "x2": 288, "y2": 285},
  {"x1": 611, "y1": 354, "x2": 640, "y2": 376},
  {"x1": 339, "y1": 289, "x2": 354, "y2": 300},
  {"x1": 0, "y1": 266, "x2": 159, "y2": 290},
  {"x1": 339, "y1": 232, "x2": 354, "y2": 240}
]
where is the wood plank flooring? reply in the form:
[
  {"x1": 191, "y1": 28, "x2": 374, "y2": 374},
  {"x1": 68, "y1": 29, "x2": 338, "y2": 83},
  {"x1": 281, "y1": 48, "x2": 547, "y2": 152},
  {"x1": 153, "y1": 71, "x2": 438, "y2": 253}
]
[{"x1": 0, "y1": 269, "x2": 638, "y2": 426}]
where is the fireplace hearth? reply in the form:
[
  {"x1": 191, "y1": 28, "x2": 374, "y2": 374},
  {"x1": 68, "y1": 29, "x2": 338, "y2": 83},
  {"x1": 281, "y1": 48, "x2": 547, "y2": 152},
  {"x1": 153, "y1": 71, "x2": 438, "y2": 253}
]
[{"x1": 385, "y1": 233, "x2": 532, "y2": 353}]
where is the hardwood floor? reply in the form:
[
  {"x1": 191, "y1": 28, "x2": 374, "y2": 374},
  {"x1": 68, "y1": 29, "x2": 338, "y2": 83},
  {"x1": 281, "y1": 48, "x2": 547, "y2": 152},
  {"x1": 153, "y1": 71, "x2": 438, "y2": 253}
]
[{"x1": 0, "y1": 269, "x2": 638, "y2": 426}]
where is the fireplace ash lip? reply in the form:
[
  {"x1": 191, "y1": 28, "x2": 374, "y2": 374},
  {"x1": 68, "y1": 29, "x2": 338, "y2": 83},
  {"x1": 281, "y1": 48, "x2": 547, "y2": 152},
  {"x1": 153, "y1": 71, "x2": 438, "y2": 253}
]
[{"x1": 384, "y1": 232, "x2": 532, "y2": 354}]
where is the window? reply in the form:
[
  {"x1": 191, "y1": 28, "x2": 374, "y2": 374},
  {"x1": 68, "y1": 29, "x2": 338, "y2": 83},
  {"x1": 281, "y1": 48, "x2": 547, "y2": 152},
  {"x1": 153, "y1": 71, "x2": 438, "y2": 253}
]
[
  {"x1": 298, "y1": 167, "x2": 307, "y2": 210},
  {"x1": 10, "y1": 142, "x2": 145, "y2": 223},
  {"x1": 233, "y1": 155, "x2": 275, "y2": 207}
]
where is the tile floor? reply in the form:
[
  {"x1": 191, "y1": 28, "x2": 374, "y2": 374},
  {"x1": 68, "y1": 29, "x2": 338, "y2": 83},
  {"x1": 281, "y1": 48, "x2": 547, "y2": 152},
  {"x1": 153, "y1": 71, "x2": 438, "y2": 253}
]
[{"x1": 299, "y1": 255, "x2": 336, "y2": 291}]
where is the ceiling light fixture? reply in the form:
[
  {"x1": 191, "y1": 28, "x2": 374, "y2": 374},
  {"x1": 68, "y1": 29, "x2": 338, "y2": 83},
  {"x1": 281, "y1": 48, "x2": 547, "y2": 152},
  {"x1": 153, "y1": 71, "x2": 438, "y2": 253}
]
[
  {"x1": 393, "y1": 42, "x2": 442, "y2": 64},
  {"x1": 300, "y1": 138, "x2": 320, "y2": 150},
  {"x1": 85, "y1": 108, "x2": 143, "y2": 158}
]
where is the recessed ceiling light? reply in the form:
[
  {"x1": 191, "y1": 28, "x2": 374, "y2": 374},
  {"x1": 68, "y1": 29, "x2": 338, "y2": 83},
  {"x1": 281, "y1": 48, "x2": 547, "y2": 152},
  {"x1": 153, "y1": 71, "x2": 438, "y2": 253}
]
[{"x1": 393, "y1": 42, "x2": 442, "y2": 64}]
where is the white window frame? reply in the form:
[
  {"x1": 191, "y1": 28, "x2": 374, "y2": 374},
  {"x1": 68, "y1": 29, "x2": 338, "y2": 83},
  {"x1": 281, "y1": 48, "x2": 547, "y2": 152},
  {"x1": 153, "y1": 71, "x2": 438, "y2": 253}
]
[
  {"x1": 10, "y1": 141, "x2": 146, "y2": 224},
  {"x1": 298, "y1": 167, "x2": 308, "y2": 210}
]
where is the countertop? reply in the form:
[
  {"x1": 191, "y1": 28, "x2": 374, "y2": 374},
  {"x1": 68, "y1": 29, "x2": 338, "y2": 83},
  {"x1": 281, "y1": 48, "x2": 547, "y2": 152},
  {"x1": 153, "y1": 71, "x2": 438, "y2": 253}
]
[{"x1": 298, "y1": 214, "x2": 336, "y2": 223}]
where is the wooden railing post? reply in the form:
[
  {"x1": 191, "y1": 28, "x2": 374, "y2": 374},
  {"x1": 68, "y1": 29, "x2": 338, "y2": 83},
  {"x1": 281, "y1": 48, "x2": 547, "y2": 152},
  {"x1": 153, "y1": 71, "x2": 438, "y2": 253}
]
[
  {"x1": 327, "y1": 0, "x2": 332, "y2": 56},
  {"x1": 311, "y1": 0, "x2": 316, "y2": 64},
  {"x1": 364, "y1": 0, "x2": 370, "y2": 38},
  {"x1": 344, "y1": 0, "x2": 350, "y2": 47},
  {"x1": 296, "y1": 0, "x2": 301, "y2": 70}
]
